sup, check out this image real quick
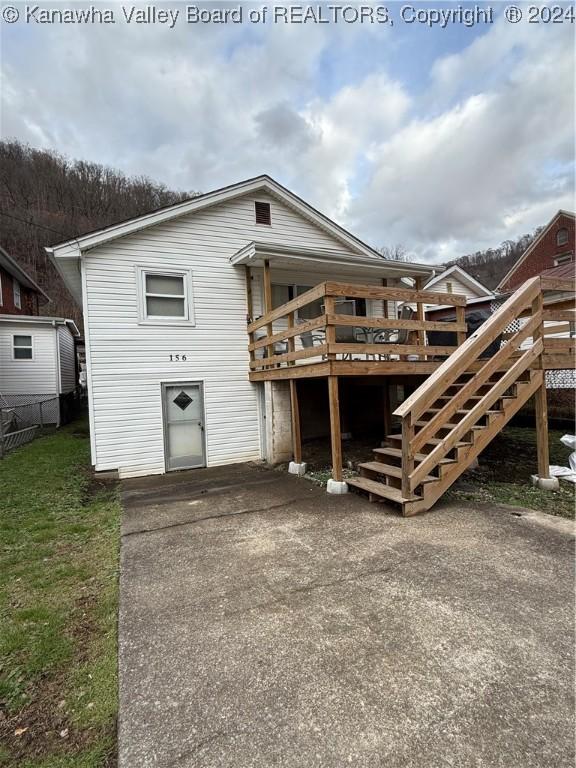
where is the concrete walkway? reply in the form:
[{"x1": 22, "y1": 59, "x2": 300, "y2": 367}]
[{"x1": 119, "y1": 464, "x2": 575, "y2": 768}]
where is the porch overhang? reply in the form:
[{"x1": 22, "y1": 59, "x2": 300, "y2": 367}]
[{"x1": 230, "y1": 242, "x2": 438, "y2": 280}]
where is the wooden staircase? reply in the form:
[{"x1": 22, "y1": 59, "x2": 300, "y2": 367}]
[{"x1": 347, "y1": 276, "x2": 560, "y2": 515}]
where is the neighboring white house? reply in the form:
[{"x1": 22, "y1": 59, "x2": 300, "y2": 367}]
[
  {"x1": 423, "y1": 264, "x2": 494, "y2": 311},
  {"x1": 0, "y1": 315, "x2": 80, "y2": 425},
  {"x1": 48, "y1": 175, "x2": 435, "y2": 478}
]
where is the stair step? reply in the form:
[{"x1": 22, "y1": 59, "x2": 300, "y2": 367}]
[
  {"x1": 347, "y1": 476, "x2": 421, "y2": 504},
  {"x1": 386, "y1": 434, "x2": 471, "y2": 449},
  {"x1": 359, "y1": 461, "x2": 437, "y2": 484},
  {"x1": 373, "y1": 447, "x2": 456, "y2": 465},
  {"x1": 416, "y1": 411, "x2": 501, "y2": 428}
]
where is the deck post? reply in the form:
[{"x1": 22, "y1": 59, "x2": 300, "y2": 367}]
[
  {"x1": 383, "y1": 380, "x2": 392, "y2": 439},
  {"x1": 401, "y1": 415, "x2": 414, "y2": 499},
  {"x1": 263, "y1": 259, "x2": 274, "y2": 366},
  {"x1": 327, "y1": 375, "x2": 347, "y2": 493},
  {"x1": 245, "y1": 266, "x2": 256, "y2": 367},
  {"x1": 415, "y1": 277, "x2": 426, "y2": 351},
  {"x1": 531, "y1": 287, "x2": 556, "y2": 488},
  {"x1": 288, "y1": 379, "x2": 307, "y2": 476},
  {"x1": 324, "y1": 295, "x2": 336, "y2": 360},
  {"x1": 455, "y1": 304, "x2": 467, "y2": 347}
]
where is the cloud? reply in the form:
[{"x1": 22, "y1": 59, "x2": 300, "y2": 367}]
[{"x1": 1, "y1": 12, "x2": 573, "y2": 262}]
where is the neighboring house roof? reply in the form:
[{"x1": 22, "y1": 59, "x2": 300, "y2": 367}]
[
  {"x1": 496, "y1": 209, "x2": 576, "y2": 291},
  {"x1": 0, "y1": 246, "x2": 50, "y2": 301},
  {"x1": 424, "y1": 264, "x2": 493, "y2": 298},
  {"x1": 540, "y1": 262, "x2": 575, "y2": 280},
  {"x1": 46, "y1": 175, "x2": 436, "y2": 303},
  {"x1": 0, "y1": 314, "x2": 80, "y2": 336}
]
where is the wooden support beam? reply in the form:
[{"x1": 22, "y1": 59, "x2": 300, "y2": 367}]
[
  {"x1": 455, "y1": 304, "x2": 467, "y2": 347},
  {"x1": 263, "y1": 259, "x2": 274, "y2": 366},
  {"x1": 245, "y1": 266, "x2": 255, "y2": 366},
  {"x1": 324, "y1": 296, "x2": 336, "y2": 360},
  {"x1": 532, "y1": 289, "x2": 550, "y2": 479},
  {"x1": 328, "y1": 376, "x2": 342, "y2": 481},
  {"x1": 401, "y1": 415, "x2": 414, "y2": 499},
  {"x1": 382, "y1": 278, "x2": 390, "y2": 319},
  {"x1": 383, "y1": 381, "x2": 391, "y2": 438},
  {"x1": 415, "y1": 277, "x2": 426, "y2": 349},
  {"x1": 289, "y1": 379, "x2": 302, "y2": 463}
]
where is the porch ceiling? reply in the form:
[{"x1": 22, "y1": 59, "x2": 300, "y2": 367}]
[{"x1": 230, "y1": 241, "x2": 438, "y2": 280}]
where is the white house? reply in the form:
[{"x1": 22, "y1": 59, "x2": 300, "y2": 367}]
[
  {"x1": 0, "y1": 315, "x2": 80, "y2": 424},
  {"x1": 0, "y1": 246, "x2": 80, "y2": 425},
  {"x1": 47, "y1": 175, "x2": 436, "y2": 478},
  {"x1": 423, "y1": 264, "x2": 494, "y2": 311}
]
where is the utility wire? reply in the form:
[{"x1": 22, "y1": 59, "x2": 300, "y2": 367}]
[{"x1": 0, "y1": 209, "x2": 70, "y2": 237}]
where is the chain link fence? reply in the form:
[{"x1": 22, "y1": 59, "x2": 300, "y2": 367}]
[{"x1": 0, "y1": 395, "x2": 59, "y2": 458}]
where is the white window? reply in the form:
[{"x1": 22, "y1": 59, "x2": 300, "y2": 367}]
[
  {"x1": 14, "y1": 279, "x2": 21, "y2": 309},
  {"x1": 137, "y1": 268, "x2": 194, "y2": 325},
  {"x1": 13, "y1": 334, "x2": 32, "y2": 360}
]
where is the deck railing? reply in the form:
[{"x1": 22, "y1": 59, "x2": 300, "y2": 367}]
[
  {"x1": 393, "y1": 275, "x2": 575, "y2": 497},
  {"x1": 247, "y1": 280, "x2": 468, "y2": 370}
]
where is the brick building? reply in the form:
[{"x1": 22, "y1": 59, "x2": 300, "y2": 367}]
[
  {"x1": 0, "y1": 246, "x2": 49, "y2": 314},
  {"x1": 498, "y1": 210, "x2": 575, "y2": 292}
]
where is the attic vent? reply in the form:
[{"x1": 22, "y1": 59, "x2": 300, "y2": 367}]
[{"x1": 255, "y1": 201, "x2": 271, "y2": 225}]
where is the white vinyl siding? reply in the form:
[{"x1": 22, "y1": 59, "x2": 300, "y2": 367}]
[
  {"x1": 427, "y1": 276, "x2": 480, "y2": 301},
  {"x1": 58, "y1": 325, "x2": 77, "y2": 393},
  {"x1": 83, "y1": 191, "x2": 360, "y2": 476},
  {"x1": 0, "y1": 322, "x2": 58, "y2": 395}
]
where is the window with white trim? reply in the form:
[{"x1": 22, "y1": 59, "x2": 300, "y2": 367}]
[
  {"x1": 13, "y1": 334, "x2": 32, "y2": 360},
  {"x1": 138, "y1": 268, "x2": 194, "y2": 324},
  {"x1": 14, "y1": 279, "x2": 21, "y2": 309}
]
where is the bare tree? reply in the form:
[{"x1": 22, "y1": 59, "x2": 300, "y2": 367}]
[{"x1": 379, "y1": 244, "x2": 407, "y2": 261}]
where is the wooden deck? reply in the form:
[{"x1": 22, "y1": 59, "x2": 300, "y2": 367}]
[{"x1": 246, "y1": 272, "x2": 575, "y2": 382}]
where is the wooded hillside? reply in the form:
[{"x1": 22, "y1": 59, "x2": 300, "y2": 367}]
[
  {"x1": 0, "y1": 141, "x2": 194, "y2": 324},
  {"x1": 446, "y1": 230, "x2": 540, "y2": 290}
]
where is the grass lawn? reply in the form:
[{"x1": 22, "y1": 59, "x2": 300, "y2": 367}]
[
  {"x1": 445, "y1": 426, "x2": 575, "y2": 519},
  {"x1": 0, "y1": 422, "x2": 120, "y2": 767}
]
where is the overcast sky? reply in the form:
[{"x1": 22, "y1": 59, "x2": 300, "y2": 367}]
[{"x1": 1, "y1": 2, "x2": 574, "y2": 261}]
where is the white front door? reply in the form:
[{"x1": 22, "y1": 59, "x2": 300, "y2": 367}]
[{"x1": 162, "y1": 382, "x2": 206, "y2": 471}]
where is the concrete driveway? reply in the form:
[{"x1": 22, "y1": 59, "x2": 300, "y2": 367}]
[{"x1": 119, "y1": 464, "x2": 575, "y2": 768}]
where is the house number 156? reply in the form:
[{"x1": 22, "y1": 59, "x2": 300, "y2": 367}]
[{"x1": 169, "y1": 354, "x2": 187, "y2": 361}]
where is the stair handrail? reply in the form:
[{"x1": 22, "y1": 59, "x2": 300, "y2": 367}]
[
  {"x1": 393, "y1": 276, "x2": 543, "y2": 497},
  {"x1": 394, "y1": 276, "x2": 542, "y2": 424}
]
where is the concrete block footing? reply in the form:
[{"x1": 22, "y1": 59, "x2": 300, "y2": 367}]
[
  {"x1": 327, "y1": 479, "x2": 348, "y2": 495},
  {"x1": 288, "y1": 462, "x2": 307, "y2": 476},
  {"x1": 531, "y1": 474, "x2": 560, "y2": 491}
]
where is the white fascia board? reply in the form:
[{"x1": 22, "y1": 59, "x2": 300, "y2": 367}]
[{"x1": 230, "y1": 242, "x2": 435, "y2": 277}]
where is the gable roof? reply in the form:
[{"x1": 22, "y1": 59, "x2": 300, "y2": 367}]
[
  {"x1": 424, "y1": 264, "x2": 493, "y2": 297},
  {"x1": 496, "y1": 209, "x2": 575, "y2": 291},
  {"x1": 46, "y1": 175, "x2": 383, "y2": 261},
  {"x1": 0, "y1": 246, "x2": 50, "y2": 301}
]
